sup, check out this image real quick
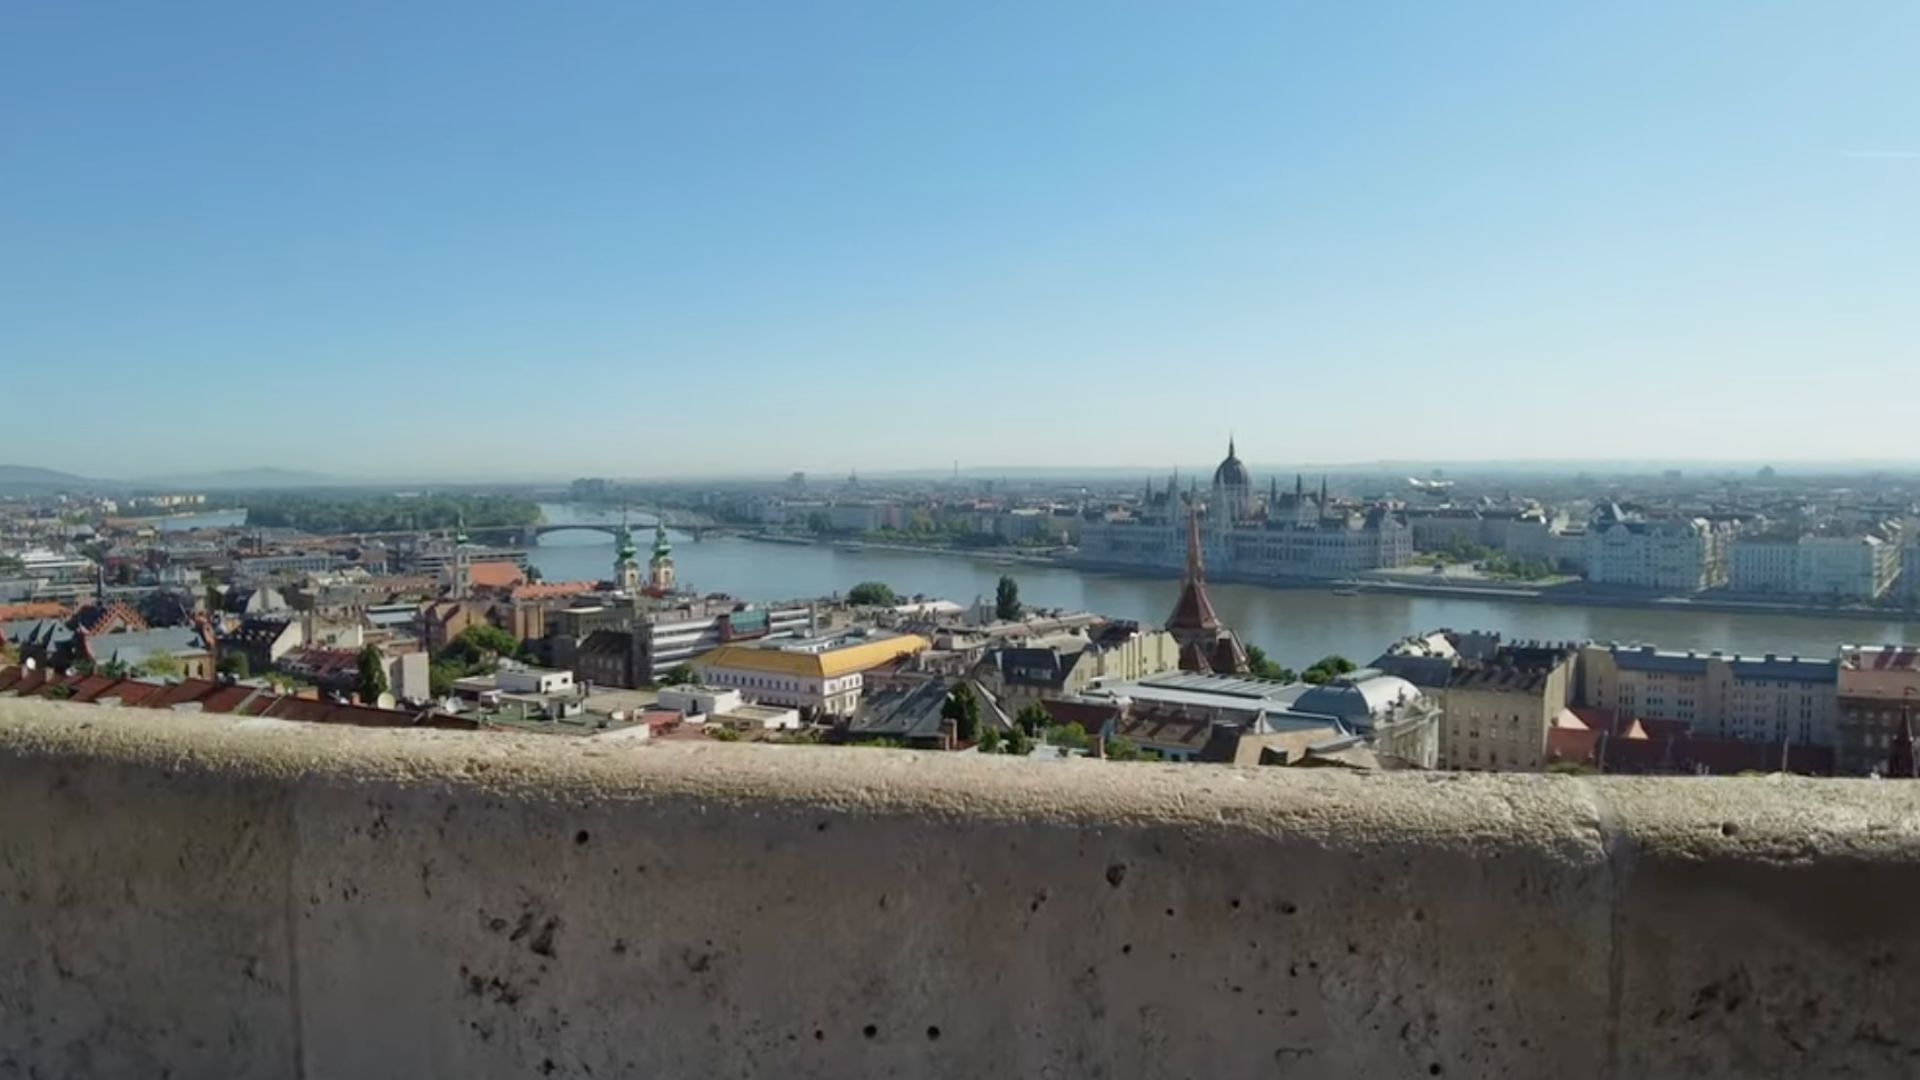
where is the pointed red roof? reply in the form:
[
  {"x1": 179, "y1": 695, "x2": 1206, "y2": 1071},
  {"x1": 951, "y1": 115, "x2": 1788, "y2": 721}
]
[{"x1": 1166, "y1": 506, "x2": 1221, "y2": 633}]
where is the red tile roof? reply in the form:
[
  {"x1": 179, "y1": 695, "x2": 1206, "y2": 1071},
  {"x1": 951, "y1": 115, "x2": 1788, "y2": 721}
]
[
  {"x1": 142, "y1": 679, "x2": 222, "y2": 709},
  {"x1": 467, "y1": 561, "x2": 527, "y2": 590},
  {"x1": 73, "y1": 601, "x2": 149, "y2": 635},
  {"x1": 100, "y1": 680, "x2": 165, "y2": 707},
  {"x1": 67, "y1": 674, "x2": 124, "y2": 703},
  {"x1": 198, "y1": 685, "x2": 263, "y2": 714},
  {"x1": 0, "y1": 602, "x2": 71, "y2": 622}
]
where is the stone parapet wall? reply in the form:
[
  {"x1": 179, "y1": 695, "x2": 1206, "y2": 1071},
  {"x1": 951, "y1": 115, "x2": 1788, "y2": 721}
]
[{"x1": 1, "y1": 700, "x2": 1917, "y2": 1078}]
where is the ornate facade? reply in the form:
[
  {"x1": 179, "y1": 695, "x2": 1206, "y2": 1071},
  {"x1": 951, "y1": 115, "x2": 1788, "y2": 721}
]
[{"x1": 1077, "y1": 440, "x2": 1412, "y2": 579}]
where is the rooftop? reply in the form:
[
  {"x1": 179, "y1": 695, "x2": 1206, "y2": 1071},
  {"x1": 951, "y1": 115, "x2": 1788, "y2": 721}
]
[{"x1": 695, "y1": 633, "x2": 930, "y2": 679}]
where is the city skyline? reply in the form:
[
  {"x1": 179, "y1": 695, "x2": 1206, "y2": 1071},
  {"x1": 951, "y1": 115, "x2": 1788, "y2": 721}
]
[
  {"x1": 14, "y1": 451, "x2": 1920, "y2": 491},
  {"x1": 5, "y1": 1, "x2": 1918, "y2": 477}
]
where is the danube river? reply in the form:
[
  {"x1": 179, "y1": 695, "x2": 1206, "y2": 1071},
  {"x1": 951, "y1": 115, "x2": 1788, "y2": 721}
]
[{"x1": 528, "y1": 505, "x2": 1920, "y2": 670}]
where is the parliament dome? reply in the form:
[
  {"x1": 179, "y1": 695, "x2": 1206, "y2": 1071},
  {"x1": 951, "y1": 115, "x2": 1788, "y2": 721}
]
[{"x1": 1213, "y1": 439, "x2": 1250, "y2": 488}]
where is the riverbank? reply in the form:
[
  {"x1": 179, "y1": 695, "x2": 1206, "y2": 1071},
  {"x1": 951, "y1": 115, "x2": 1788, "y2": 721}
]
[
  {"x1": 740, "y1": 532, "x2": 1066, "y2": 566},
  {"x1": 1049, "y1": 556, "x2": 1920, "y2": 626}
]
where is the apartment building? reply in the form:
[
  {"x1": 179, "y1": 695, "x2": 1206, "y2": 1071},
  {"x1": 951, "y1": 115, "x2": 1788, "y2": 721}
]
[
  {"x1": 1836, "y1": 644, "x2": 1920, "y2": 775},
  {"x1": 1439, "y1": 644, "x2": 1577, "y2": 772},
  {"x1": 1578, "y1": 644, "x2": 1839, "y2": 747}
]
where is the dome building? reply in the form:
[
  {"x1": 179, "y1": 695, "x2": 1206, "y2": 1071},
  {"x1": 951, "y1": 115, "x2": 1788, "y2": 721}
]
[
  {"x1": 1076, "y1": 435, "x2": 1413, "y2": 580},
  {"x1": 1210, "y1": 438, "x2": 1255, "y2": 524}
]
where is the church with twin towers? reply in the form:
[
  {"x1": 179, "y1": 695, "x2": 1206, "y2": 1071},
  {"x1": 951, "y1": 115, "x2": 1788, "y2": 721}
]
[{"x1": 1074, "y1": 438, "x2": 1413, "y2": 579}]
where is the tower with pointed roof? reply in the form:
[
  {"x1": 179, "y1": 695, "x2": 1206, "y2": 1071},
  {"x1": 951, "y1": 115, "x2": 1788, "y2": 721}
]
[
  {"x1": 613, "y1": 509, "x2": 642, "y2": 593},
  {"x1": 1164, "y1": 500, "x2": 1250, "y2": 675},
  {"x1": 452, "y1": 516, "x2": 471, "y2": 600},
  {"x1": 648, "y1": 522, "x2": 675, "y2": 593}
]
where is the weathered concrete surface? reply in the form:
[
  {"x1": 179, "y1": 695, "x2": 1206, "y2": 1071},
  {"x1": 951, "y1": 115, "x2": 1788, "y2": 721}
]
[{"x1": 1, "y1": 702, "x2": 1917, "y2": 1078}]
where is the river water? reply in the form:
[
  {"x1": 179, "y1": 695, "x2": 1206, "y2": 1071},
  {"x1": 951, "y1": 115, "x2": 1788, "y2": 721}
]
[{"x1": 528, "y1": 505, "x2": 1920, "y2": 670}]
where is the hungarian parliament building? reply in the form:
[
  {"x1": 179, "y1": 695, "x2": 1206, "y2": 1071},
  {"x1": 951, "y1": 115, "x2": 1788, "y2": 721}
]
[{"x1": 1075, "y1": 440, "x2": 1414, "y2": 579}]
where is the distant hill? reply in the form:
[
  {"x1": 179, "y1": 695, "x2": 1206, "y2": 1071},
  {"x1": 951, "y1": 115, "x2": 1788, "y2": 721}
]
[
  {"x1": 131, "y1": 467, "x2": 340, "y2": 490},
  {"x1": 0, "y1": 464, "x2": 102, "y2": 493}
]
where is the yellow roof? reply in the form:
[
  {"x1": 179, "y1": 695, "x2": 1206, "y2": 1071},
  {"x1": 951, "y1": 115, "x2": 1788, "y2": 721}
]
[{"x1": 692, "y1": 634, "x2": 930, "y2": 679}]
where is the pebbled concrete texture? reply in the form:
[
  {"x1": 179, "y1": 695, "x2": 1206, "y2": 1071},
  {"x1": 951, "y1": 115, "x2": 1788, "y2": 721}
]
[{"x1": 0, "y1": 702, "x2": 1915, "y2": 1078}]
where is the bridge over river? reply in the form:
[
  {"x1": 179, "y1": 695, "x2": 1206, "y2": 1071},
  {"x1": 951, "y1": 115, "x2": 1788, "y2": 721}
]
[{"x1": 527, "y1": 509, "x2": 720, "y2": 543}]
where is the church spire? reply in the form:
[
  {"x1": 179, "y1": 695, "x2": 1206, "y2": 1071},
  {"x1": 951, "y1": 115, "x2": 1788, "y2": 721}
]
[
  {"x1": 613, "y1": 506, "x2": 641, "y2": 592},
  {"x1": 1295, "y1": 473, "x2": 1304, "y2": 499},
  {"x1": 1320, "y1": 475, "x2": 1329, "y2": 506}
]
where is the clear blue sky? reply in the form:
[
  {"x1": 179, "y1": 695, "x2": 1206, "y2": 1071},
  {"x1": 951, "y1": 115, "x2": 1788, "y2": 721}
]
[{"x1": 3, "y1": 1, "x2": 1916, "y2": 480}]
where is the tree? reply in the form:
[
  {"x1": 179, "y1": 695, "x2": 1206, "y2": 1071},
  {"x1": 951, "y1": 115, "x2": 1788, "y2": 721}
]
[
  {"x1": 658, "y1": 664, "x2": 699, "y2": 686},
  {"x1": 217, "y1": 652, "x2": 251, "y2": 679},
  {"x1": 707, "y1": 726, "x2": 742, "y2": 742},
  {"x1": 99, "y1": 658, "x2": 130, "y2": 679},
  {"x1": 1004, "y1": 726, "x2": 1034, "y2": 756},
  {"x1": 805, "y1": 511, "x2": 834, "y2": 535},
  {"x1": 942, "y1": 684, "x2": 982, "y2": 743},
  {"x1": 439, "y1": 624, "x2": 519, "y2": 671},
  {"x1": 995, "y1": 575, "x2": 1022, "y2": 621},
  {"x1": 135, "y1": 652, "x2": 182, "y2": 678},
  {"x1": 1106, "y1": 736, "x2": 1147, "y2": 761},
  {"x1": 847, "y1": 581, "x2": 899, "y2": 606},
  {"x1": 1245, "y1": 645, "x2": 1296, "y2": 682},
  {"x1": 1301, "y1": 654, "x2": 1356, "y2": 685},
  {"x1": 429, "y1": 661, "x2": 462, "y2": 699},
  {"x1": 356, "y1": 645, "x2": 389, "y2": 704},
  {"x1": 1015, "y1": 702, "x2": 1051, "y2": 737},
  {"x1": 977, "y1": 728, "x2": 1003, "y2": 754},
  {"x1": 1045, "y1": 721, "x2": 1090, "y2": 750}
]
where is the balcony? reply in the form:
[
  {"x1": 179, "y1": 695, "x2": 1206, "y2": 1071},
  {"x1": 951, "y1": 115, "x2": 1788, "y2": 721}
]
[{"x1": 2, "y1": 697, "x2": 1917, "y2": 1078}]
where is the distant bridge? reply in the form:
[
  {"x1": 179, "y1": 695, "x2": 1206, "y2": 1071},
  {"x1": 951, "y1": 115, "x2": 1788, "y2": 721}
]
[{"x1": 529, "y1": 513, "x2": 717, "y2": 543}]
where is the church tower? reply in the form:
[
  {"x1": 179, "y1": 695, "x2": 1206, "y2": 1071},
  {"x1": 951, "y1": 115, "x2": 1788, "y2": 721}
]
[
  {"x1": 648, "y1": 522, "x2": 675, "y2": 593},
  {"x1": 452, "y1": 516, "x2": 471, "y2": 599},
  {"x1": 613, "y1": 510, "x2": 642, "y2": 593},
  {"x1": 1164, "y1": 500, "x2": 1250, "y2": 675}
]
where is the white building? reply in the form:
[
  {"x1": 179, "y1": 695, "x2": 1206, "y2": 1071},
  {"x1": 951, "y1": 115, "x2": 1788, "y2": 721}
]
[
  {"x1": 1583, "y1": 506, "x2": 1723, "y2": 590},
  {"x1": 496, "y1": 667, "x2": 576, "y2": 696},
  {"x1": 1729, "y1": 533, "x2": 1899, "y2": 601},
  {"x1": 692, "y1": 632, "x2": 931, "y2": 717},
  {"x1": 611, "y1": 604, "x2": 808, "y2": 681},
  {"x1": 656, "y1": 685, "x2": 745, "y2": 719}
]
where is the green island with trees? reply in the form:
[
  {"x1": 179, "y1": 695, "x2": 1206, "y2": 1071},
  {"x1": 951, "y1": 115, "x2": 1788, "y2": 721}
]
[
  {"x1": 1416, "y1": 535, "x2": 1560, "y2": 581},
  {"x1": 245, "y1": 493, "x2": 542, "y2": 534}
]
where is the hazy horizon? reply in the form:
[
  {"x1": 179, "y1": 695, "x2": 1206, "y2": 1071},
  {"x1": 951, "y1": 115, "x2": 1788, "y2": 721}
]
[
  {"x1": 5, "y1": 1, "x2": 1916, "y2": 478},
  {"x1": 11, "y1": 453, "x2": 1920, "y2": 491}
]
